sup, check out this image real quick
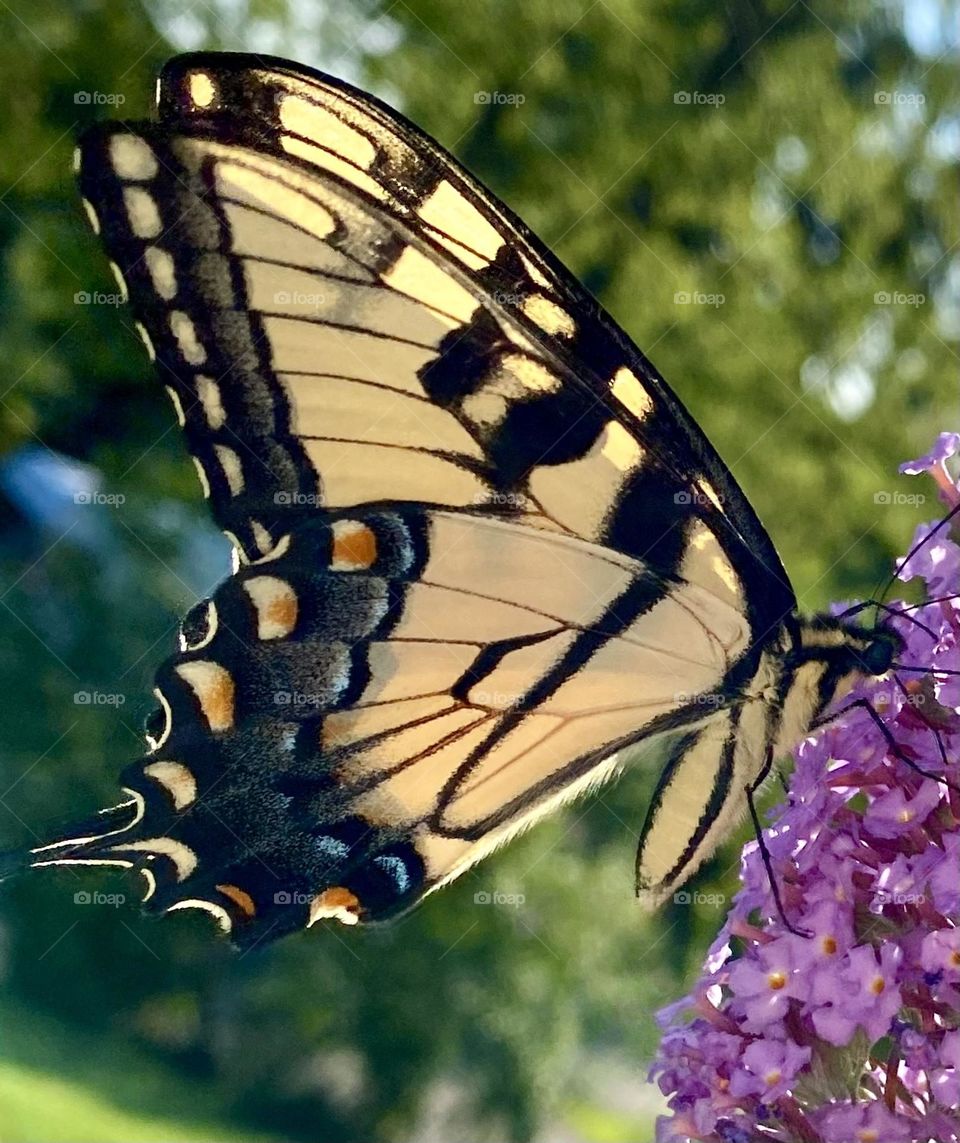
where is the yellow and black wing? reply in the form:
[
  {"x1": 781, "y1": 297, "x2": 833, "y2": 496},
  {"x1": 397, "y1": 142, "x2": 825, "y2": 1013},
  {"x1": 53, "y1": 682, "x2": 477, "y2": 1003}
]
[{"x1": 58, "y1": 53, "x2": 799, "y2": 943}]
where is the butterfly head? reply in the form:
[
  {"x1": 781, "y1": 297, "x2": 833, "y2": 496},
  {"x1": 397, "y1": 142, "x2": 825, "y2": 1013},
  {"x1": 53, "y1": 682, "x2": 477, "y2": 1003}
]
[
  {"x1": 774, "y1": 615, "x2": 903, "y2": 753},
  {"x1": 853, "y1": 623, "x2": 903, "y2": 677},
  {"x1": 794, "y1": 611, "x2": 902, "y2": 679}
]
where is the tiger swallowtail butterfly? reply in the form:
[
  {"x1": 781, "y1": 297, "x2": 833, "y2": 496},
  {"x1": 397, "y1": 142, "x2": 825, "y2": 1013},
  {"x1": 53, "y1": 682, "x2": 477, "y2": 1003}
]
[{"x1": 5, "y1": 53, "x2": 901, "y2": 946}]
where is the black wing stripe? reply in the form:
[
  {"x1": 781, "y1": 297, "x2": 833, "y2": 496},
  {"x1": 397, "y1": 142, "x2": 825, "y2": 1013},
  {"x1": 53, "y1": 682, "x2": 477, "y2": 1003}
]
[{"x1": 433, "y1": 573, "x2": 673, "y2": 834}]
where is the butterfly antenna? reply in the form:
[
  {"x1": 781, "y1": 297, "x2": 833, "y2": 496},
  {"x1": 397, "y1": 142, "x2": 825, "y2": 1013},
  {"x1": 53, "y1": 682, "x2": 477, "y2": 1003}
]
[
  {"x1": 838, "y1": 598, "x2": 939, "y2": 642},
  {"x1": 874, "y1": 501, "x2": 960, "y2": 606},
  {"x1": 895, "y1": 592, "x2": 960, "y2": 611}
]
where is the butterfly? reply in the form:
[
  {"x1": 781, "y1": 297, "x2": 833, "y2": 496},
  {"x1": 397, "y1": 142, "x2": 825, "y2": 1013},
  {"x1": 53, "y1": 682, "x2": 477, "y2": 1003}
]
[{"x1": 10, "y1": 52, "x2": 900, "y2": 946}]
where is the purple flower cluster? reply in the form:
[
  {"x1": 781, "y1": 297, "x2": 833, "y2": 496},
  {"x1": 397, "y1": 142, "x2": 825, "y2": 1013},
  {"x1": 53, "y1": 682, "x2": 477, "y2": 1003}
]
[{"x1": 650, "y1": 434, "x2": 960, "y2": 1143}]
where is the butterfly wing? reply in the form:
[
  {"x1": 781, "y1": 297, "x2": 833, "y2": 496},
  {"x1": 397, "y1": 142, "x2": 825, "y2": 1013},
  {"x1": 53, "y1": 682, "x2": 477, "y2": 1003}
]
[{"x1": 63, "y1": 53, "x2": 797, "y2": 941}]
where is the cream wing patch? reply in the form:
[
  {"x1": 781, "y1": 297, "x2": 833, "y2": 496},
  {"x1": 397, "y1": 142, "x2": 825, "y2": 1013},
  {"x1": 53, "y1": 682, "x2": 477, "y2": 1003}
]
[
  {"x1": 110, "y1": 133, "x2": 158, "y2": 180},
  {"x1": 278, "y1": 93, "x2": 377, "y2": 170},
  {"x1": 187, "y1": 70, "x2": 217, "y2": 109},
  {"x1": 418, "y1": 180, "x2": 504, "y2": 264},
  {"x1": 527, "y1": 420, "x2": 644, "y2": 540},
  {"x1": 610, "y1": 366, "x2": 655, "y2": 421},
  {"x1": 302, "y1": 440, "x2": 488, "y2": 508},
  {"x1": 635, "y1": 713, "x2": 735, "y2": 897},
  {"x1": 420, "y1": 512, "x2": 639, "y2": 628},
  {"x1": 269, "y1": 324, "x2": 435, "y2": 385},
  {"x1": 359, "y1": 641, "x2": 481, "y2": 706},
  {"x1": 282, "y1": 374, "x2": 484, "y2": 458},
  {"x1": 222, "y1": 201, "x2": 368, "y2": 279},
  {"x1": 144, "y1": 246, "x2": 177, "y2": 298},
  {"x1": 123, "y1": 187, "x2": 162, "y2": 239},
  {"x1": 143, "y1": 761, "x2": 198, "y2": 810},
  {"x1": 243, "y1": 575, "x2": 299, "y2": 639},
  {"x1": 174, "y1": 661, "x2": 236, "y2": 732},
  {"x1": 438, "y1": 709, "x2": 641, "y2": 833},
  {"x1": 383, "y1": 246, "x2": 478, "y2": 326}
]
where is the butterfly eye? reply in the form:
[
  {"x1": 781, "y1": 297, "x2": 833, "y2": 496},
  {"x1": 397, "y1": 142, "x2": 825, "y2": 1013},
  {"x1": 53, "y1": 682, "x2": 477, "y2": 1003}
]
[{"x1": 860, "y1": 631, "x2": 900, "y2": 676}]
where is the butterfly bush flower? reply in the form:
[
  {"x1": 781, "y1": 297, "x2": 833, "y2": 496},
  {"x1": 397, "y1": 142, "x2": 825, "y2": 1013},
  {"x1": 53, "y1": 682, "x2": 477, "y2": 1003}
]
[{"x1": 650, "y1": 435, "x2": 960, "y2": 1143}]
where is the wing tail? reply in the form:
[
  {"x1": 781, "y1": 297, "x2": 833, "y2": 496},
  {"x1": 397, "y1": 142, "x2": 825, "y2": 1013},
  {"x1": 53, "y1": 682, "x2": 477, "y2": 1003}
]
[{"x1": 0, "y1": 796, "x2": 145, "y2": 881}]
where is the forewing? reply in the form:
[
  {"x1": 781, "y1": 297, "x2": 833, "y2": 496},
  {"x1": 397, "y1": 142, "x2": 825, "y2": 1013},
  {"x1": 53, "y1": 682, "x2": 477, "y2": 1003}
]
[{"x1": 77, "y1": 52, "x2": 795, "y2": 632}]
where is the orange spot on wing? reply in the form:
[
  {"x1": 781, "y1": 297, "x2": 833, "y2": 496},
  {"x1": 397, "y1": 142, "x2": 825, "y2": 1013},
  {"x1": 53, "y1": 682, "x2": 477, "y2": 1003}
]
[
  {"x1": 331, "y1": 522, "x2": 377, "y2": 570},
  {"x1": 216, "y1": 883, "x2": 256, "y2": 917},
  {"x1": 175, "y1": 662, "x2": 236, "y2": 732},
  {"x1": 266, "y1": 592, "x2": 298, "y2": 634},
  {"x1": 308, "y1": 886, "x2": 362, "y2": 926},
  {"x1": 204, "y1": 674, "x2": 235, "y2": 731}
]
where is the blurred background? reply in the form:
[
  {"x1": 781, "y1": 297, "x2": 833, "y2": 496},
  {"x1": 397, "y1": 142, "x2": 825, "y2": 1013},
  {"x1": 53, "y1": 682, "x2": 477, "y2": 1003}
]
[{"x1": 0, "y1": 1, "x2": 956, "y2": 1139}]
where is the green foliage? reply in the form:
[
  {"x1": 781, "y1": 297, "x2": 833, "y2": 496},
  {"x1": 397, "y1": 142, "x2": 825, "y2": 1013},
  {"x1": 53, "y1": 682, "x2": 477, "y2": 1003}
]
[
  {"x1": 0, "y1": 1001, "x2": 285, "y2": 1142},
  {"x1": 0, "y1": 1, "x2": 955, "y2": 1140}
]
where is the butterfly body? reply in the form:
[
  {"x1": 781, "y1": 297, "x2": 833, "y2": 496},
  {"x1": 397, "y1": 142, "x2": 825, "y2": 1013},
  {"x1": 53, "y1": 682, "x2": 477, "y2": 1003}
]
[{"x1": 15, "y1": 53, "x2": 899, "y2": 944}]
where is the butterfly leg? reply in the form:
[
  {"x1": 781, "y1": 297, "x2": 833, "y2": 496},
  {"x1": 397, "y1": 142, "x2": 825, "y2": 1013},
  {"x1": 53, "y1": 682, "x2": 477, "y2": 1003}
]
[
  {"x1": 815, "y1": 698, "x2": 958, "y2": 794},
  {"x1": 745, "y1": 749, "x2": 810, "y2": 937}
]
